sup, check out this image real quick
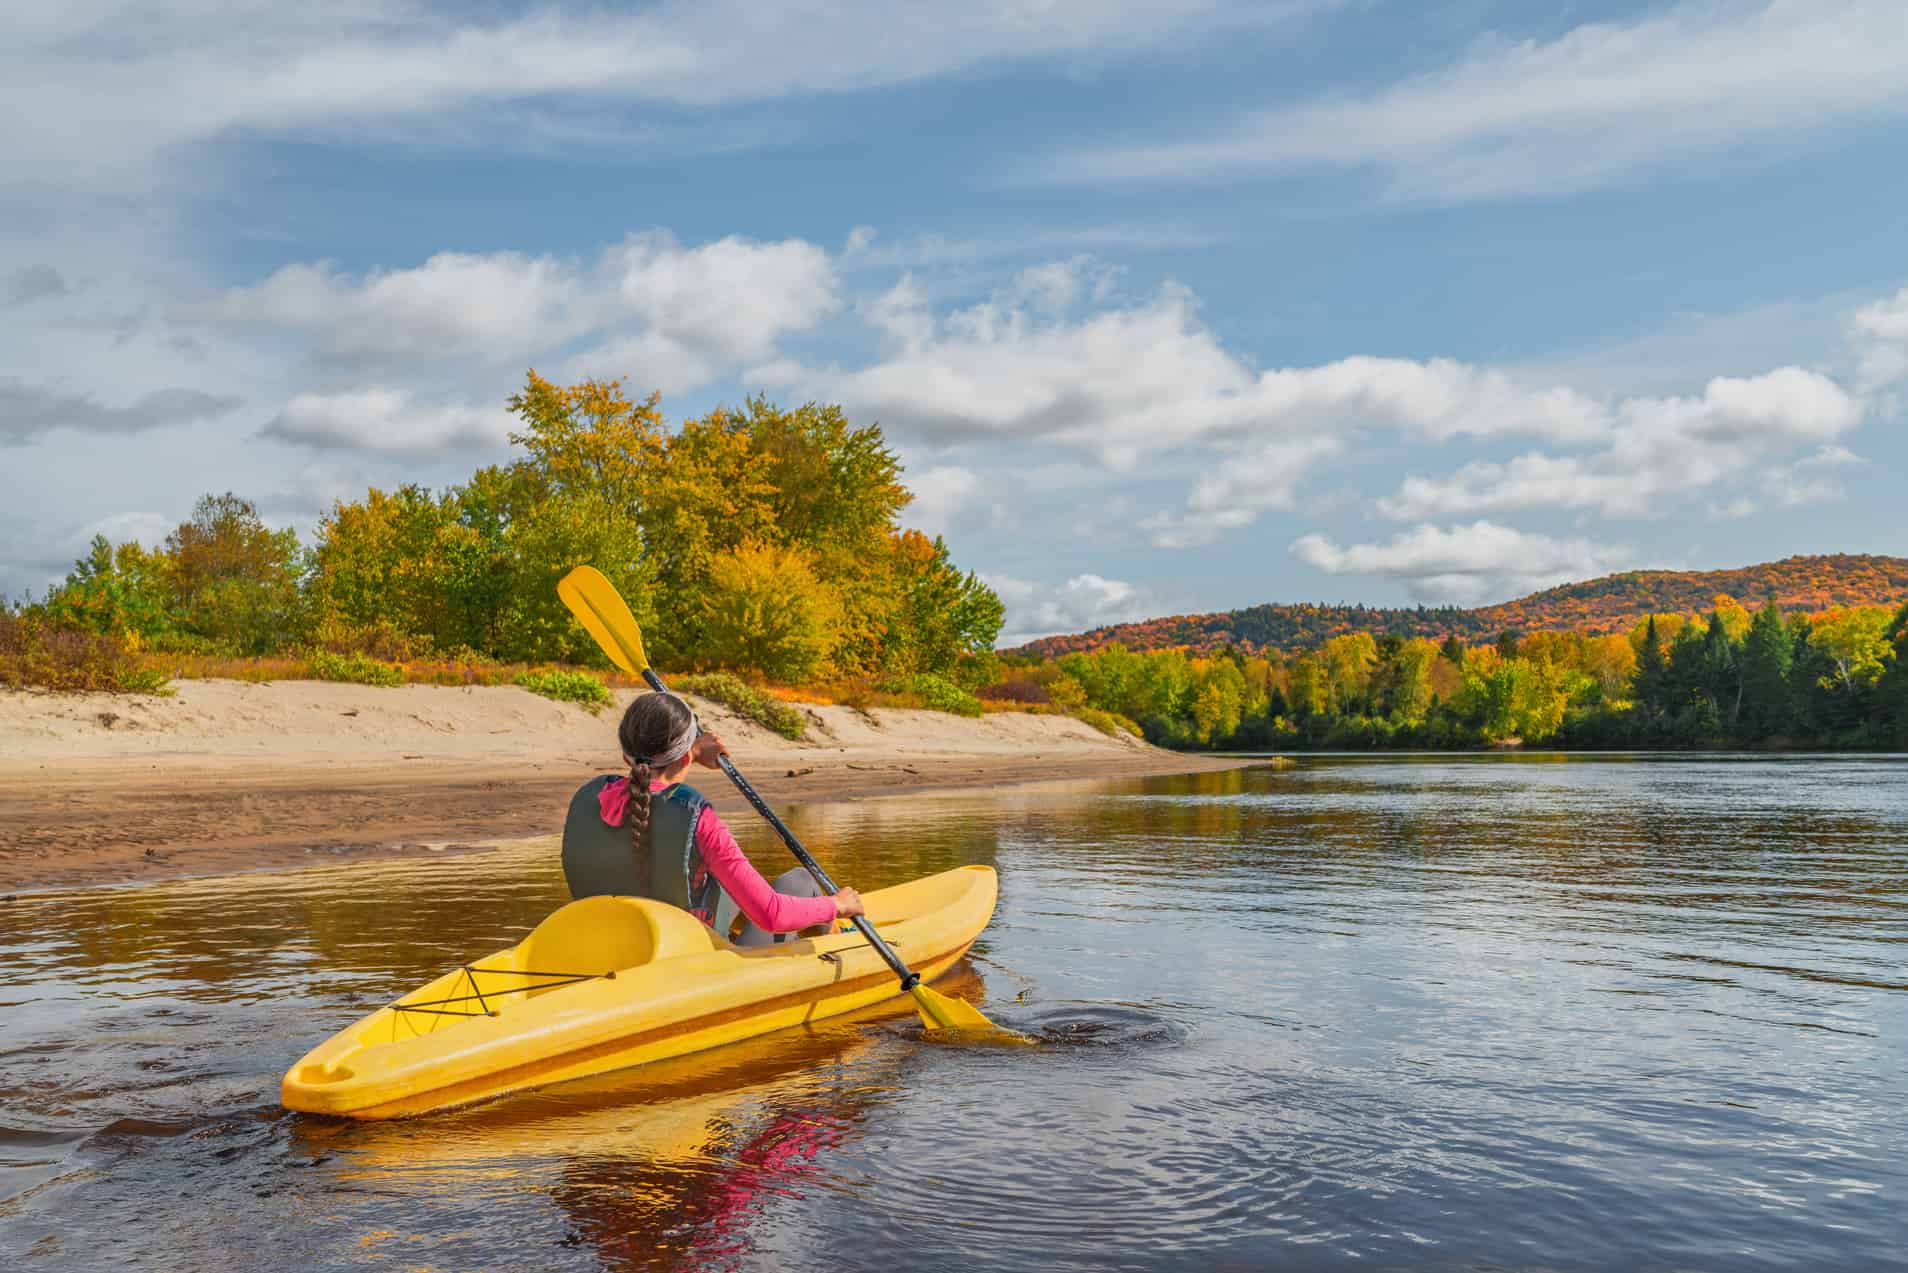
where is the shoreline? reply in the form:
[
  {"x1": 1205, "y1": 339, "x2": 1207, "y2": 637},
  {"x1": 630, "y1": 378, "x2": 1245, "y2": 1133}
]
[{"x1": 0, "y1": 679, "x2": 1253, "y2": 893}]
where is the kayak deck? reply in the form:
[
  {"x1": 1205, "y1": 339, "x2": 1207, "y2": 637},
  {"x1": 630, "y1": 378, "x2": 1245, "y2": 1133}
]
[{"x1": 282, "y1": 864, "x2": 998, "y2": 1119}]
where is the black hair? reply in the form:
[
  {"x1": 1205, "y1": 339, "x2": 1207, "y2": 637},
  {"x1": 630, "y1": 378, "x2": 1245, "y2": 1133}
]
[{"x1": 615, "y1": 691, "x2": 696, "y2": 855}]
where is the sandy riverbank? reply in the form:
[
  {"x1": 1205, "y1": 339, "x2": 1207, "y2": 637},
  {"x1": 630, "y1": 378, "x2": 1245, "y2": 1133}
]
[{"x1": 0, "y1": 680, "x2": 1250, "y2": 892}]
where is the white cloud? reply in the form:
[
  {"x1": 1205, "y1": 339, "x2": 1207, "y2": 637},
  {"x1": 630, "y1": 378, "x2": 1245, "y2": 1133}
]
[
  {"x1": 764, "y1": 275, "x2": 1627, "y2": 471},
  {"x1": 1800, "y1": 444, "x2": 1865, "y2": 467},
  {"x1": 0, "y1": 1, "x2": 1307, "y2": 190},
  {"x1": 987, "y1": 571, "x2": 1159, "y2": 646},
  {"x1": 1379, "y1": 368, "x2": 1861, "y2": 519},
  {"x1": 261, "y1": 389, "x2": 514, "y2": 458},
  {"x1": 902, "y1": 465, "x2": 983, "y2": 538},
  {"x1": 1291, "y1": 521, "x2": 1636, "y2": 606},
  {"x1": 1052, "y1": 0, "x2": 1908, "y2": 202},
  {"x1": 199, "y1": 232, "x2": 837, "y2": 391},
  {"x1": 201, "y1": 252, "x2": 585, "y2": 360},
  {"x1": 570, "y1": 232, "x2": 838, "y2": 390},
  {"x1": 1144, "y1": 436, "x2": 1340, "y2": 548},
  {"x1": 1852, "y1": 286, "x2": 1908, "y2": 390},
  {"x1": 77, "y1": 510, "x2": 177, "y2": 552},
  {"x1": 0, "y1": 378, "x2": 243, "y2": 444},
  {"x1": 1759, "y1": 466, "x2": 1843, "y2": 509}
]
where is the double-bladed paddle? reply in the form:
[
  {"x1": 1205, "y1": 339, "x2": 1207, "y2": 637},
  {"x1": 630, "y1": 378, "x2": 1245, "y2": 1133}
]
[{"x1": 558, "y1": 565, "x2": 1019, "y2": 1038}]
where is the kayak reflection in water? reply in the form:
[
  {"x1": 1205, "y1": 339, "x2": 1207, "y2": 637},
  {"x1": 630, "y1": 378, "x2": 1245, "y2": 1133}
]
[
  {"x1": 553, "y1": 1088, "x2": 864, "y2": 1272},
  {"x1": 562, "y1": 690, "x2": 865, "y2": 941}
]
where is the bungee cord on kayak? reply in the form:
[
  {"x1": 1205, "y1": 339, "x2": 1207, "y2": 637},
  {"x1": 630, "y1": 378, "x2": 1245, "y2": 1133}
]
[{"x1": 386, "y1": 966, "x2": 611, "y2": 1025}]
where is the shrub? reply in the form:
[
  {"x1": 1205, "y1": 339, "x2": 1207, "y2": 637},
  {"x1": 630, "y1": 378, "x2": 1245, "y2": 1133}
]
[
  {"x1": 117, "y1": 665, "x2": 176, "y2": 695},
  {"x1": 517, "y1": 667, "x2": 612, "y2": 711},
  {"x1": 0, "y1": 610, "x2": 165, "y2": 693},
  {"x1": 674, "y1": 671, "x2": 808, "y2": 740},
  {"x1": 1044, "y1": 672, "x2": 1088, "y2": 710},
  {"x1": 978, "y1": 678, "x2": 1051, "y2": 705},
  {"x1": 877, "y1": 673, "x2": 984, "y2": 717},
  {"x1": 308, "y1": 649, "x2": 404, "y2": 688},
  {"x1": 312, "y1": 615, "x2": 432, "y2": 662},
  {"x1": 1076, "y1": 706, "x2": 1143, "y2": 738},
  {"x1": 700, "y1": 541, "x2": 843, "y2": 683}
]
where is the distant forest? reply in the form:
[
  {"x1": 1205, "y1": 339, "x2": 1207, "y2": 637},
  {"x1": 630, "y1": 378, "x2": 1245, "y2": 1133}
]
[
  {"x1": 997, "y1": 597, "x2": 1908, "y2": 752},
  {"x1": 1014, "y1": 555, "x2": 1908, "y2": 659}
]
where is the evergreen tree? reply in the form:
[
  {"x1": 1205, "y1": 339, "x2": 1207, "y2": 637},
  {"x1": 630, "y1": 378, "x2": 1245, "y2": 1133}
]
[
  {"x1": 1880, "y1": 601, "x2": 1908, "y2": 746},
  {"x1": 1700, "y1": 606, "x2": 1743, "y2": 729},
  {"x1": 1739, "y1": 598, "x2": 1792, "y2": 741},
  {"x1": 1635, "y1": 616, "x2": 1668, "y2": 719}
]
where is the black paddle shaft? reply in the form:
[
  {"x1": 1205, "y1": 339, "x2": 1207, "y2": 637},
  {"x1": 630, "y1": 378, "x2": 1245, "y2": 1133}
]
[{"x1": 643, "y1": 668, "x2": 922, "y2": 991}]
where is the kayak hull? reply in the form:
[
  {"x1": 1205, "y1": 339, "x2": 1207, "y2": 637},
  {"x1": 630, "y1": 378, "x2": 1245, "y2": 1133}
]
[{"x1": 281, "y1": 864, "x2": 998, "y2": 1119}]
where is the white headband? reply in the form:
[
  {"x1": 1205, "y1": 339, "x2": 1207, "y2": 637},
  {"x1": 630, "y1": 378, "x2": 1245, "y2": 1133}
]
[{"x1": 637, "y1": 697, "x2": 700, "y2": 768}]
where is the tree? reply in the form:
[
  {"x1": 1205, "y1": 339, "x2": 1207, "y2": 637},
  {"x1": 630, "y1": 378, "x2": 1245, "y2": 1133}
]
[
  {"x1": 508, "y1": 371, "x2": 665, "y2": 513},
  {"x1": 1700, "y1": 605, "x2": 1743, "y2": 727},
  {"x1": 1581, "y1": 634, "x2": 1637, "y2": 705},
  {"x1": 1634, "y1": 615, "x2": 1668, "y2": 718},
  {"x1": 1318, "y1": 632, "x2": 1378, "y2": 715},
  {"x1": 1384, "y1": 637, "x2": 1442, "y2": 724},
  {"x1": 44, "y1": 536, "x2": 176, "y2": 644},
  {"x1": 1738, "y1": 598, "x2": 1792, "y2": 740},
  {"x1": 1809, "y1": 607, "x2": 1893, "y2": 698},
  {"x1": 699, "y1": 540, "x2": 843, "y2": 682},
  {"x1": 881, "y1": 531, "x2": 1004, "y2": 675},
  {"x1": 164, "y1": 493, "x2": 303, "y2": 654},
  {"x1": 1879, "y1": 602, "x2": 1908, "y2": 745}
]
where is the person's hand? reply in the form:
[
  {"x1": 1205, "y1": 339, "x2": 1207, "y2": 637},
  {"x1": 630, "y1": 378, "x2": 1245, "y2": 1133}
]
[
  {"x1": 690, "y1": 733, "x2": 728, "y2": 770},
  {"x1": 831, "y1": 886, "x2": 864, "y2": 919}
]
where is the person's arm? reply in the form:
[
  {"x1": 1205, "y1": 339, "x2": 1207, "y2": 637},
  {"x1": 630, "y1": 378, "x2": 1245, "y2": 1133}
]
[{"x1": 694, "y1": 807, "x2": 849, "y2": 934}]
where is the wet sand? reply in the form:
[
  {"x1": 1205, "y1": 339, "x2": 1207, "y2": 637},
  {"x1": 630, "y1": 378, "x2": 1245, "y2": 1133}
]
[{"x1": 0, "y1": 680, "x2": 1248, "y2": 892}]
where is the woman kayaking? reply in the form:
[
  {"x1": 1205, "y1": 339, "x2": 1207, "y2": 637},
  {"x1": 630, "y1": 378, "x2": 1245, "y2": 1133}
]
[{"x1": 561, "y1": 689, "x2": 864, "y2": 939}]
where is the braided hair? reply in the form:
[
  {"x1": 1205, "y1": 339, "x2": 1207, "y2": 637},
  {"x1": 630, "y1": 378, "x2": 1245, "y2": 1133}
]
[{"x1": 616, "y1": 691, "x2": 697, "y2": 857}]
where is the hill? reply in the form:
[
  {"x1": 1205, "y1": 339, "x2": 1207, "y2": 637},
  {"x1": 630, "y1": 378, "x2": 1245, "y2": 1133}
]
[{"x1": 1009, "y1": 554, "x2": 1908, "y2": 658}]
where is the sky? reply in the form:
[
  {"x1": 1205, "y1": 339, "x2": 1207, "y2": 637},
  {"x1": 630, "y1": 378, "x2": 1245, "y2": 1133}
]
[{"x1": 4, "y1": 0, "x2": 1907, "y2": 644}]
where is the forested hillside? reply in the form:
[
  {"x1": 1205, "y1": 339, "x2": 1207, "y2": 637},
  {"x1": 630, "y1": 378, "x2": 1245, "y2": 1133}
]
[{"x1": 1014, "y1": 555, "x2": 1908, "y2": 657}]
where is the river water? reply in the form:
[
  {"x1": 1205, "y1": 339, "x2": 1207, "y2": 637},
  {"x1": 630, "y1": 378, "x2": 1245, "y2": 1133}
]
[{"x1": 3, "y1": 755, "x2": 1904, "y2": 1271}]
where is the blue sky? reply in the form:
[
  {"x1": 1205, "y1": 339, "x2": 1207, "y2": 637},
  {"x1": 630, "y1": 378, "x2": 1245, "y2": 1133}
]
[{"x1": 3, "y1": 0, "x2": 1906, "y2": 642}]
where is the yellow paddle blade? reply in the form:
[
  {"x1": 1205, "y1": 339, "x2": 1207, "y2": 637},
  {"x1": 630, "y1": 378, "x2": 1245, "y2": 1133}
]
[
  {"x1": 909, "y1": 983, "x2": 1033, "y2": 1044},
  {"x1": 557, "y1": 565, "x2": 650, "y2": 676}
]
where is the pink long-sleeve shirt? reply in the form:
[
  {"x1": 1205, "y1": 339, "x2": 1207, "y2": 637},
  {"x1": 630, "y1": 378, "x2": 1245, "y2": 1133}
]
[{"x1": 597, "y1": 777, "x2": 838, "y2": 934}]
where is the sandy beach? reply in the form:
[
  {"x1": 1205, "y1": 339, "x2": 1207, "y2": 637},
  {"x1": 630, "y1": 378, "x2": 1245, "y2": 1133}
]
[{"x1": 0, "y1": 680, "x2": 1248, "y2": 892}]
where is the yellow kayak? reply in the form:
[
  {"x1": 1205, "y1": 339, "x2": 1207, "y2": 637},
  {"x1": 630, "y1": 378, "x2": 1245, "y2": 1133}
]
[{"x1": 282, "y1": 864, "x2": 998, "y2": 1119}]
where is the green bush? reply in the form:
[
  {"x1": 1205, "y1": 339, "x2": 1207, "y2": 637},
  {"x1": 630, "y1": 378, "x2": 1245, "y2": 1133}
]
[
  {"x1": 674, "y1": 672, "x2": 807, "y2": 740},
  {"x1": 877, "y1": 673, "x2": 984, "y2": 717},
  {"x1": 517, "y1": 667, "x2": 612, "y2": 711},
  {"x1": 308, "y1": 649, "x2": 404, "y2": 688},
  {"x1": 117, "y1": 665, "x2": 176, "y2": 695}
]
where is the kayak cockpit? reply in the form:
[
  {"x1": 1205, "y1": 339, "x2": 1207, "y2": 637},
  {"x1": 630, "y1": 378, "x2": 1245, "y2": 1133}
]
[{"x1": 360, "y1": 897, "x2": 724, "y2": 1046}]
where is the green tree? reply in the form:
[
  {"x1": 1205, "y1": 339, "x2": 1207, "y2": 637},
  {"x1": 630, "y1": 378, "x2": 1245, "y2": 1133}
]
[
  {"x1": 1738, "y1": 598, "x2": 1793, "y2": 740},
  {"x1": 1634, "y1": 615, "x2": 1668, "y2": 718},
  {"x1": 882, "y1": 531, "x2": 1004, "y2": 675},
  {"x1": 1879, "y1": 602, "x2": 1908, "y2": 745},
  {"x1": 164, "y1": 493, "x2": 304, "y2": 654},
  {"x1": 44, "y1": 536, "x2": 177, "y2": 644},
  {"x1": 1700, "y1": 605, "x2": 1743, "y2": 727}
]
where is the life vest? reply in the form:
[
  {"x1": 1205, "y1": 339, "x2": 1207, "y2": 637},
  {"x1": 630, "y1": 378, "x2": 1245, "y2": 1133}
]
[{"x1": 561, "y1": 776, "x2": 739, "y2": 932}]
